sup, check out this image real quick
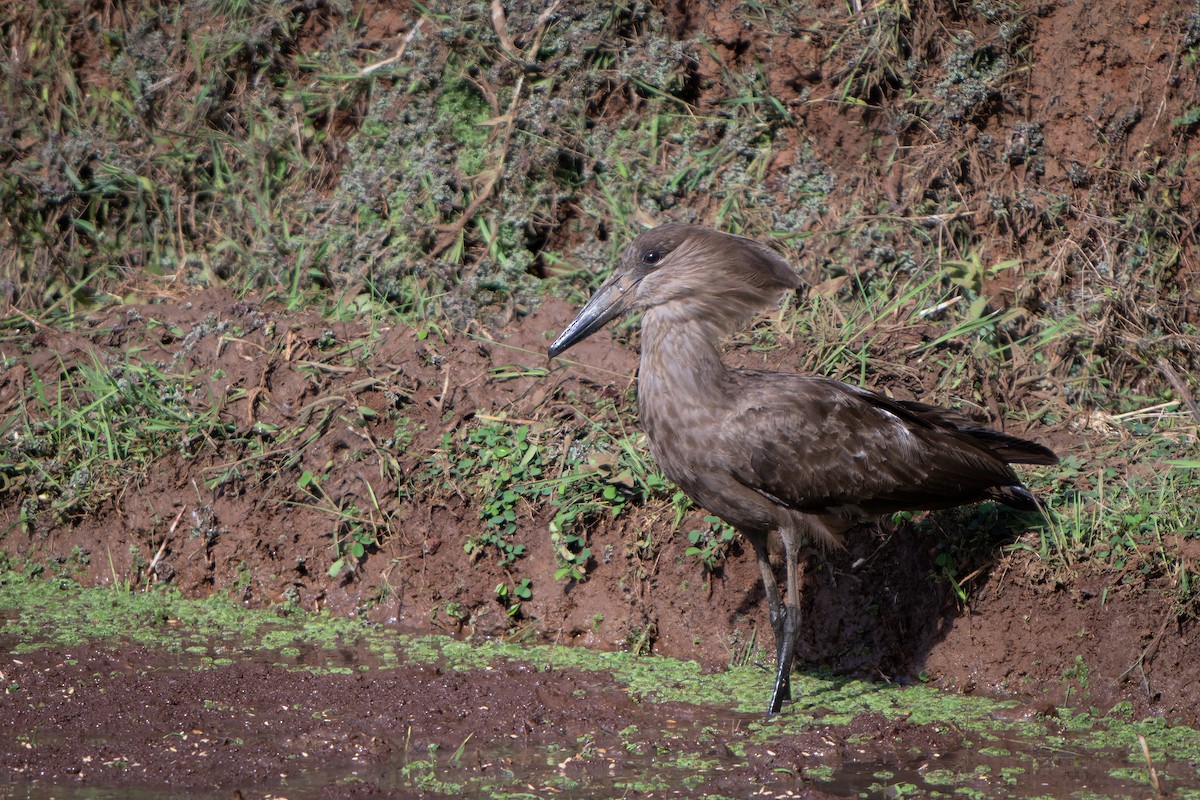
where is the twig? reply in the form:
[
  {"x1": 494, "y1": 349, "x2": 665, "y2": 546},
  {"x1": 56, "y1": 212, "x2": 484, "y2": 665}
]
[
  {"x1": 1138, "y1": 734, "x2": 1165, "y2": 797},
  {"x1": 1119, "y1": 595, "x2": 1199, "y2": 697},
  {"x1": 147, "y1": 509, "x2": 181, "y2": 578},
  {"x1": 359, "y1": 17, "x2": 425, "y2": 76},
  {"x1": 490, "y1": 0, "x2": 518, "y2": 57},
  {"x1": 1158, "y1": 357, "x2": 1200, "y2": 425},
  {"x1": 475, "y1": 413, "x2": 540, "y2": 425},
  {"x1": 916, "y1": 295, "x2": 962, "y2": 319},
  {"x1": 427, "y1": 0, "x2": 560, "y2": 260},
  {"x1": 433, "y1": 368, "x2": 451, "y2": 415},
  {"x1": 428, "y1": 172, "x2": 499, "y2": 259},
  {"x1": 534, "y1": 1, "x2": 563, "y2": 29},
  {"x1": 1109, "y1": 401, "x2": 1181, "y2": 422}
]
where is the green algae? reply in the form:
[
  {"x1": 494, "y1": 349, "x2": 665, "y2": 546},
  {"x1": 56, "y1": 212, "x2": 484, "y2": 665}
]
[{"x1": 4, "y1": 571, "x2": 1200, "y2": 799}]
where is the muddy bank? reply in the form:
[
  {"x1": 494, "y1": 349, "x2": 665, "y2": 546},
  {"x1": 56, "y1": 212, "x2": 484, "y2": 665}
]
[{"x1": 3, "y1": 579, "x2": 1198, "y2": 799}]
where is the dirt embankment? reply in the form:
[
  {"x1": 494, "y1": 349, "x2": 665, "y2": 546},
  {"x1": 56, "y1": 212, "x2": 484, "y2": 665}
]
[{"x1": 2, "y1": 282, "x2": 1195, "y2": 724}]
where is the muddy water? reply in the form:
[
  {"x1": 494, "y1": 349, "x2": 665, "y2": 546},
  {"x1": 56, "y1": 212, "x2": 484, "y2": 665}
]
[{"x1": 2, "y1": 584, "x2": 1199, "y2": 798}]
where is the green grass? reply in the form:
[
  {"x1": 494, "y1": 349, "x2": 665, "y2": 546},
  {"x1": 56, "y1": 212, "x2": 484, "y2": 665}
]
[
  {"x1": 1031, "y1": 429, "x2": 1200, "y2": 588},
  {"x1": 1, "y1": 351, "x2": 234, "y2": 531}
]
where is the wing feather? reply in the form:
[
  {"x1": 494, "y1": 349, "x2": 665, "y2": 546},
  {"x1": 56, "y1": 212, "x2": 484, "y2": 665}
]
[{"x1": 722, "y1": 374, "x2": 1046, "y2": 516}]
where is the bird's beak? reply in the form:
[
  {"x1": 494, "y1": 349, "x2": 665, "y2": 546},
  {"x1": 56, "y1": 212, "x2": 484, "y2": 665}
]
[{"x1": 548, "y1": 273, "x2": 635, "y2": 357}]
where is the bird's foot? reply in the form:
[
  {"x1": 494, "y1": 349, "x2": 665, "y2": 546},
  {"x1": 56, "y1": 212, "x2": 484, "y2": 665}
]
[{"x1": 766, "y1": 604, "x2": 803, "y2": 715}]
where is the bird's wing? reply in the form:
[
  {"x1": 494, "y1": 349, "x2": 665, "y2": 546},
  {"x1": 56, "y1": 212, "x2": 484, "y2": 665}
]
[
  {"x1": 889, "y1": 398, "x2": 1058, "y2": 464},
  {"x1": 721, "y1": 374, "x2": 1025, "y2": 516}
]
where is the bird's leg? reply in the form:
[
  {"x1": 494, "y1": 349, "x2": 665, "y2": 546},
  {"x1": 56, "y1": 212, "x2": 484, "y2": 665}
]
[
  {"x1": 750, "y1": 538, "x2": 783, "y2": 631},
  {"x1": 751, "y1": 537, "x2": 793, "y2": 712},
  {"x1": 766, "y1": 530, "x2": 806, "y2": 715}
]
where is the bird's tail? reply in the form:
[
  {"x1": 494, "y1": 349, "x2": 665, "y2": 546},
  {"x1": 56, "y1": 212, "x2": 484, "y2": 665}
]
[
  {"x1": 963, "y1": 428, "x2": 1059, "y2": 465},
  {"x1": 986, "y1": 483, "x2": 1044, "y2": 511}
]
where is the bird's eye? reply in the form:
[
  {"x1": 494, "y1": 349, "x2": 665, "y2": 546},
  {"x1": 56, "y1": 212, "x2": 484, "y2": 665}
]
[{"x1": 642, "y1": 249, "x2": 663, "y2": 266}]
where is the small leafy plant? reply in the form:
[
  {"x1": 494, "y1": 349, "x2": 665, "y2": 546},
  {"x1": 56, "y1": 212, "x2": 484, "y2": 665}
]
[
  {"x1": 685, "y1": 515, "x2": 738, "y2": 572},
  {"x1": 454, "y1": 423, "x2": 544, "y2": 565},
  {"x1": 495, "y1": 578, "x2": 533, "y2": 617}
]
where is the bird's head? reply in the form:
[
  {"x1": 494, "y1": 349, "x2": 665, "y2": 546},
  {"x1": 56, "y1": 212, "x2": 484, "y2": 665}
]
[{"x1": 548, "y1": 223, "x2": 803, "y2": 357}]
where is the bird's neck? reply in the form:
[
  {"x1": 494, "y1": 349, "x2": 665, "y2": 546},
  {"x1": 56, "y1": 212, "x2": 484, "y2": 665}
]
[{"x1": 637, "y1": 303, "x2": 732, "y2": 421}]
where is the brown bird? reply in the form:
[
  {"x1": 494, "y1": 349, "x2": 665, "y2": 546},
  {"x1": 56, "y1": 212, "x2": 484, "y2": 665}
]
[{"x1": 548, "y1": 223, "x2": 1058, "y2": 715}]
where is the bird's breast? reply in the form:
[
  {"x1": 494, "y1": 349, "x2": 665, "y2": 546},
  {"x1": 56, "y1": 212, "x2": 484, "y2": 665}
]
[{"x1": 637, "y1": 375, "x2": 780, "y2": 534}]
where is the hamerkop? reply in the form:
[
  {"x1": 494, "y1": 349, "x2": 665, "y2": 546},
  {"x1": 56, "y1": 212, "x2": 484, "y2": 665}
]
[{"x1": 548, "y1": 223, "x2": 1058, "y2": 715}]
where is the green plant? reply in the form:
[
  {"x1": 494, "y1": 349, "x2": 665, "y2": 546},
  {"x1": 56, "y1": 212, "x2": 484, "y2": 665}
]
[
  {"x1": 1032, "y1": 430, "x2": 1200, "y2": 585},
  {"x1": 454, "y1": 423, "x2": 543, "y2": 566},
  {"x1": 293, "y1": 470, "x2": 388, "y2": 580},
  {"x1": 0, "y1": 0, "x2": 370, "y2": 310},
  {"x1": 1060, "y1": 655, "x2": 1090, "y2": 704},
  {"x1": 685, "y1": 515, "x2": 738, "y2": 572},
  {"x1": 429, "y1": 411, "x2": 670, "y2": 582},
  {"x1": 495, "y1": 578, "x2": 533, "y2": 617},
  {"x1": 399, "y1": 743, "x2": 463, "y2": 794}
]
